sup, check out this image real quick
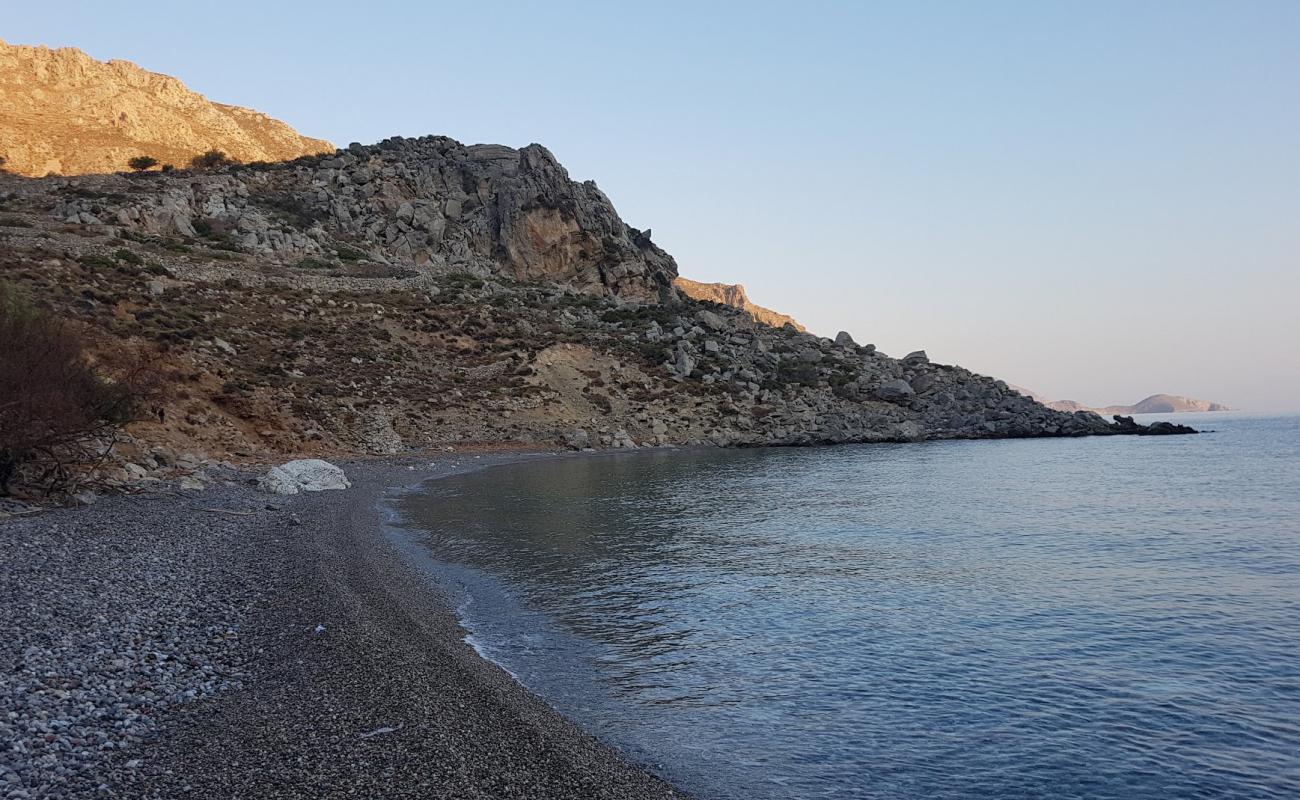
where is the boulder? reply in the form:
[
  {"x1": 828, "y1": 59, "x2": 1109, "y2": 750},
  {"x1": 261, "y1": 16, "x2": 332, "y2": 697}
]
[
  {"x1": 212, "y1": 337, "x2": 238, "y2": 356},
  {"x1": 902, "y1": 350, "x2": 929, "y2": 366},
  {"x1": 697, "y1": 310, "x2": 727, "y2": 331},
  {"x1": 564, "y1": 428, "x2": 591, "y2": 449},
  {"x1": 910, "y1": 372, "x2": 936, "y2": 394},
  {"x1": 834, "y1": 331, "x2": 856, "y2": 346},
  {"x1": 1145, "y1": 420, "x2": 1198, "y2": 435},
  {"x1": 258, "y1": 459, "x2": 351, "y2": 495},
  {"x1": 876, "y1": 379, "x2": 915, "y2": 401},
  {"x1": 673, "y1": 349, "x2": 696, "y2": 377}
]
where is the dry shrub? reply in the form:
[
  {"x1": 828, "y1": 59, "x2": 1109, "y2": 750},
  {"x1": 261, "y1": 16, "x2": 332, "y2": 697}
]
[{"x1": 0, "y1": 283, "x2": 162, "y2": 494}]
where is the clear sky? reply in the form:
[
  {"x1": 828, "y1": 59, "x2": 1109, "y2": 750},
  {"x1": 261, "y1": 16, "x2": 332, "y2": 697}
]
[{"x1": 7, "y1": 1, "x2": 1298, "y2": 410}]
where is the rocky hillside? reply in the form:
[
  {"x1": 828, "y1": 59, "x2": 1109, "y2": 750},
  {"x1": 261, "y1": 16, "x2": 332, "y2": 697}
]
[
  {"x1": 0, "y1": 139, "x2": 1192, "y2": 490},
  {"x1": 0, "y1": 39, "x2": 331, "y2": 176},
  {"x1": 52, "y1": 136, "x2": 678, "y2": 300},
  {"x1": 674, "y1": 277, "x2": 805, "y2": 331}
]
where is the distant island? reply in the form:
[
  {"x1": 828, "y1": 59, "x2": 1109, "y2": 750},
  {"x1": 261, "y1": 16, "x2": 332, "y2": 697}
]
[{"x1": 1011, "y1": 388, "x2": 1231, "y2": 415}]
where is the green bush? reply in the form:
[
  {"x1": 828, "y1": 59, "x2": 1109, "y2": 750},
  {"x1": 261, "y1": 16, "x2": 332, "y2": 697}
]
[
  {"x1": 114, "y1": 248, "x2": 144, "y2": 265},
  {"x1": 127, "y1": 155, "x2": 159, "y2": 172},
  {"x1": 189, "y1": 150, "x2": 237, "y2": 172},
  {"x1": 78, "y1": 254, "x2": 118, "y2": 270}
]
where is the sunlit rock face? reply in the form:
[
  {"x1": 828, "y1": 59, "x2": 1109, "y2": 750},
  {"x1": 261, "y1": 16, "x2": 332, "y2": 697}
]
[{"x1": 0, "y1": 38, "x2": 332, "y2": 177}]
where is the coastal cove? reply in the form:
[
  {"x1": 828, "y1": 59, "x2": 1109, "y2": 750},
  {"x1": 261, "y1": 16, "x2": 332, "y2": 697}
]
[
  {"x1": 3, "y1": 11, "x2": 1297, "y2": 800},
  {"x1": 391, "y1": 412, "x2": 1300, "y2": 800}
]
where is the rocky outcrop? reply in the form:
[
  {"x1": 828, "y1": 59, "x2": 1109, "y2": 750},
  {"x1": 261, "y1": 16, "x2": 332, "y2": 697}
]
[
  {"x1": 1110, "y1": 416, "x2": 1198, "y2": 435},
  {"x1": 47, "y1": 136, "x2": 677, "y2": 298},
  {"x1": 673, "y1": 277, "x2": 804, "y2": 330},
  {"x1": 0, "y1": 38, "x2": 331, "y2": 176}
]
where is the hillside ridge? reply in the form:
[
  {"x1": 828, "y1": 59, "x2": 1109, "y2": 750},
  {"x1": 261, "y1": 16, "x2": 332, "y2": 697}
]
[
  {"x1": 0, "y1": 138, "x2": 1193, "y2": 494},
  {"x1": 673, "y1": 277, "x2": 805, "y2": 331},
  {"x1": 0, "y1": 38, "x2": 332, "y2": 176}
]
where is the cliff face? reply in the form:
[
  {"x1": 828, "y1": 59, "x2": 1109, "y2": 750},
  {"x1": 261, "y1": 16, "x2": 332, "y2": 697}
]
[
  {"x1": 50, "y1": 136, "x2": 679, "y2": 299},
  {"x1": 0, "y1": 39, "x2": 332, "y2": 176},
  {"x1": 673, "y1": 277, "x2": 805, "y2": 331}
]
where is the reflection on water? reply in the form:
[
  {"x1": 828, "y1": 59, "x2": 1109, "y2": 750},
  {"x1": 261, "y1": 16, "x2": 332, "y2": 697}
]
[{"x1": 397, "y1": 413, "x2": 1300, "y2": 799}]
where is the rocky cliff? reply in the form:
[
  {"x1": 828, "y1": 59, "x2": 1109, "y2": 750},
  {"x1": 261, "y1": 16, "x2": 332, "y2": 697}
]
[
  {"x1": 49, "y1": 137, "x2": 678, "y2": 300},
  {"x1": 0, "y1": 39, "x2": 332, "y2": 176},
  {"x1": 673, "y1": 277, "x2": 805, "y2": 331}
]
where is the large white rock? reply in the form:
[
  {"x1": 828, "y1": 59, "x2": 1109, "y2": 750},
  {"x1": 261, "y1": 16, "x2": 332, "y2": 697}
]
[{"x1": 258, "y1": 459, "x2": 351, "y2": 495}]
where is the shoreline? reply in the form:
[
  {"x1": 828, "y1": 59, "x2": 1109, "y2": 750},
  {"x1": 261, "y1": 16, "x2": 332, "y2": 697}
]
[{"x1": 1, "y1": 449, "x2": 687, "y2": 799}]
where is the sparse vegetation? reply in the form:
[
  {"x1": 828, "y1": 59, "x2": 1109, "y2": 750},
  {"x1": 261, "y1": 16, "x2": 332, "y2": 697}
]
[
  {"x1": 189, "y1": 149, "x2": 237, "y2": 172},
  {"x1": 114, "y1": 248, "x2": 144, "y2": 266},
  {"x1": 0, "y1": 282, "x2": 160, "y2": 494},
  {"x1": 77, "y1": 254, "x2": 118, "y2": 271},
  {"x1": 127, "y1": 155, "x2": 159, "y2": 172}
]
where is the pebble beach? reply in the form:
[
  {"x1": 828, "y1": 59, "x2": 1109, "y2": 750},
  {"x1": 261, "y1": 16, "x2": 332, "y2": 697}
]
[{"x1": 0, "y1": 453, "x2": 686, "y2": 799}]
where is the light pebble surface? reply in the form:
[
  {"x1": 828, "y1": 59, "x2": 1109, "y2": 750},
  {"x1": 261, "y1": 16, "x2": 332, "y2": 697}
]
[{"x1": 1, "y1": 453, "x2": 687, "y2": 799}]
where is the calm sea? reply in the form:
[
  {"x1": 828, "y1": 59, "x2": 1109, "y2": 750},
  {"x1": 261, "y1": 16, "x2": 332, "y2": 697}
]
[{"x1": 394, "y1": 412, "x2": 1300, "y2": 799}]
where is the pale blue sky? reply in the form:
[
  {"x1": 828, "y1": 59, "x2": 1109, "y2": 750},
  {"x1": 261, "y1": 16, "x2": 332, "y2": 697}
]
[{"x1": 7, "y1": 1, "x2": 1298, "y2": 410}]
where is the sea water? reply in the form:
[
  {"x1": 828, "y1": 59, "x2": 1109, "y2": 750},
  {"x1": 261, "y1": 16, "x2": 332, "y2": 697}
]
[{"x1": 396, "y1": 412, "x2": 1300, "y2": 799}]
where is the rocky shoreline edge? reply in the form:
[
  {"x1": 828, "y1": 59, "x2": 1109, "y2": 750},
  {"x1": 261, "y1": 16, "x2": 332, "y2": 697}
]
[{"x1": 1, "y1": 449, "x2": 686, "y2": 800}]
